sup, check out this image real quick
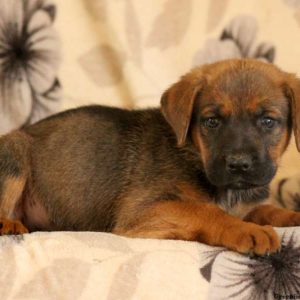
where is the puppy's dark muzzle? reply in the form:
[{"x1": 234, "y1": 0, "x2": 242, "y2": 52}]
[{"x1": 225, "y1": 154, "x2": 253, "y2": 174}]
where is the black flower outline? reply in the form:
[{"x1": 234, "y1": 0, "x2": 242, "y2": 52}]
[
  {"x1": 202, "y1": 229, "x2": 300, "y2": 300},
  {"x1": 249, "y1": 232, "x2": 300, "y2": 298}
]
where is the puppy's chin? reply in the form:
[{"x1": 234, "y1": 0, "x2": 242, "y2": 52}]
[
  {"x1": 226, "y1": 181, "x2": 261, "y2": 190},
  {"x1": 214, "y1": 185, "x2": 270, "y2": 210},
  {"x1": 208, "y1": 176, "x2": 273, "y2": 190}
]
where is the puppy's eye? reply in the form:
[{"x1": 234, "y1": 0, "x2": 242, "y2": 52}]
[
  {"x1": 204, "y1": 117, "x2": 221, "y2": 129},
  {"x1": 260, "y1": 117, "x2": 276, "y2": 129}
]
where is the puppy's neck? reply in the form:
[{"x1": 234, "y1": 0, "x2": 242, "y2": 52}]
[{"x1": 215, "y1": 185, "x2": 270, "y2": 211}]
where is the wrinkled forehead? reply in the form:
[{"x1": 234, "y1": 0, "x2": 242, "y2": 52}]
[{"x1": 199, "y1": 66, "x2": 289, "y2": 116}]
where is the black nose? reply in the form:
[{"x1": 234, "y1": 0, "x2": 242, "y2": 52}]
[{"x1": 226, "y1": 154, "x2": 252, "y2": 173}]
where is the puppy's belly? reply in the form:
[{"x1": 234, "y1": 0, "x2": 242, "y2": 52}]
[{"x1": 23, "y1": 198, "x2": 50, "y2": 231}]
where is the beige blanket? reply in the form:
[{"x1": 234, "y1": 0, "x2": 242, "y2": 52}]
[
  {"x1": 1, "y1": 227, "x2": 300, "y2": 300},
  {"x1": 1, "y1": 232, "x2": 209, "y2": 300}
]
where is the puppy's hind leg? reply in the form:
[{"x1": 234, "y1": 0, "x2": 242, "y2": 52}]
[{"x1": 0, "y1": 131, "x2": 31, "y2": 235}]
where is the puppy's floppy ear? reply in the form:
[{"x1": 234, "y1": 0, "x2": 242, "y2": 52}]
[
  {"x1": 283, "y1": 75, "x2": 300, "y2": 152},
  {"x1": 161, "y1": 73, "x2": 203, "y2": 147}
]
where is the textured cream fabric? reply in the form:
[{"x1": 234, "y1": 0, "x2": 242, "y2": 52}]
[
  {"x1": 0, "y1": 232, "x2": 210, "y2": 300},
  {"x1": 1, "y1": 228, "x2": 300, "y2": 300}
]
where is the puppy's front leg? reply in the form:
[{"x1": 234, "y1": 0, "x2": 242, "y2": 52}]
[
  {"x1": 114, "y1": 201, "x2": 280, "y2": 255},
  {"x1": 0, "y1": 132, "x2": 30, "y2": 235},
  {"x1": 244, "y1": 204, "x2": 300, "y2": 227}
]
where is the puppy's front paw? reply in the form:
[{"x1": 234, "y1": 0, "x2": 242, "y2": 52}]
[
  {"x1": 0, "y1": 218, "x2": 28, "y2": 235},
  {"x1": 220, "y1": 223, "x2": 280, "y2": 255}
]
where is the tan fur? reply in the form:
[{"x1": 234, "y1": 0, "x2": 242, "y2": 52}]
[
  {"x1": 114, "y1": 201, "x2": 280, "y2": 255},
  {"x1": 0, "y1": 177, "x2": 26, "y2": 218},
  {"x1": 244, "y1": 204, "x2": 300, "y2": 227}
]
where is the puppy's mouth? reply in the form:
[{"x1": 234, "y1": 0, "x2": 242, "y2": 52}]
[
  {"x1": 226, "y1": 181, "x2": 265, "y2": 190},
  {"x1": 207, "y1": 163, "x2": 277, "y2": 191},
  {"x1": 220, "y1": 170, "x2": 276, "y2": 190}
]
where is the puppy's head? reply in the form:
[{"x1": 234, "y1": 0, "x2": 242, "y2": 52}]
[{"x1": 161, "y1": 59, "x2": 300, "y2": 190}]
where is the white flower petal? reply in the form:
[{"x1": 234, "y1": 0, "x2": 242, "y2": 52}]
[
  {"x1": 29, "y1": 79, "x2": 62, "y2": 124},
  {"x1": 0, "y1": 0, "x2": 23, "y2": 29},
  {"x1": 26, "y1": 24, "x2": 61, "y2": 75},
  {"x1": 27, "y1": 10, "x2": 51, "y2": 35},
  {"x1": 223, "y1": 15, "x2": 258, "y2": 57},
  {"x1": 25, "y1": 0, "x2": 55, "y2": 20},
  {"x1": 26, "y1": 57, "x2": 56, "y2": 93},
  {"x1": 0, "y1": 0, "x2": 24, "y2": 42},
  {"x1": 193, "y1": 39, "x2": 241, "y2": 66},
  {"x1": 0, "y1": 68, "x2": 32, "y2": 134},
  {"x1": 0, "y1": 0, "x2": 61, "y2": 132},
  {"x1": 27, "y1": 27, "x2": 60, "y2": 61}
]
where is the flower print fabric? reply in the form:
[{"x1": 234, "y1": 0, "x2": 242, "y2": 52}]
[
  {"x1": 0, "y1": 0, "x2": 61, "y2": 134},
  {"x1": 193, "y1": 15, "x2": 275, "y2": 67},
  {"x1": 203, "y1": 229, "x2": 300, "y2": 300}
]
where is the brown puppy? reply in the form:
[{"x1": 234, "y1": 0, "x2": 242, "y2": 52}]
[{"x1": 1, "y1": 59, "x2": 300, "y2": 255}]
